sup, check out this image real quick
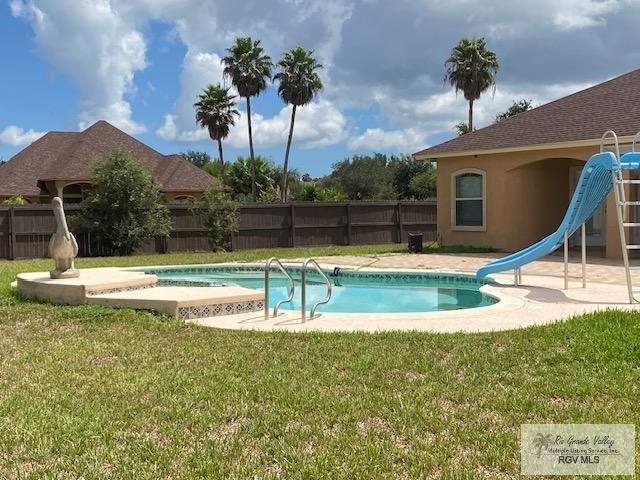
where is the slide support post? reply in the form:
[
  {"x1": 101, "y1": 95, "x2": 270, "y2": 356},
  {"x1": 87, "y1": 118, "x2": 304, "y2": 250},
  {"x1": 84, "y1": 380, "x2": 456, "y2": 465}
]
[
  {"x1": 563, "y1": 231, "x2": 569, "y2": 290},
  {"x1": 581, "y1": 222, "x2": 587, "y2": 288}
]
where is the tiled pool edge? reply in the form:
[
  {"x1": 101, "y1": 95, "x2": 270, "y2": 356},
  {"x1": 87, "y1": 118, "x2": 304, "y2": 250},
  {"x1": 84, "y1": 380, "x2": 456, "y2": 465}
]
[
  {"x1": 177, "y1": 299, "x2": 264, "y2": 320},
  {"x1": 136, "y1": 263, "x2": 496, "y2": 288}
]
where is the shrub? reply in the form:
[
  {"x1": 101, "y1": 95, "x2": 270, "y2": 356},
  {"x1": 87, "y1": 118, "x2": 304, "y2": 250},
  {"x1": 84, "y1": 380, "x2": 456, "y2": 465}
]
[
  {"x1": 325, "y1": 154, "x2": 396, "y2": 200},
  {"x1": 257, "y1": 185, "x2": 281, "y2": 203},
  {"x1": 224, "y1": 156, "x2": 277, "y2": 201},
  {"x1": 1, "y1": 195, "x2": 28, "y2": 205},
  {"x1": 408, "y1": 169, "x2": 436, "y2": 199},
  {"x1": 299, "y1": 184, "x2": 348, "y2": 201},
  {"x1": 195, "y1": 187, "x2": 239, "y2": 251},
  {"x1": 202, "y1": 161, "x2": 224, "y2": 178},
  {"x1": 74, "y1": 149, "x2": 171, "y2": 256},
  {"x1": 218, "y1": 156, "x2": 301, "y2": 202},
  {"x1": 390, "y1": 156, "x2": 436, "y2": 199}
]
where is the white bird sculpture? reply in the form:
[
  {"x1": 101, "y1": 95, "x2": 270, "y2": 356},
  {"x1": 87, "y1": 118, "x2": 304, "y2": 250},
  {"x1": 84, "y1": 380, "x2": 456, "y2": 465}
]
[{"x1": 49, "y1": 197, "x2": 79, "y2": 279}]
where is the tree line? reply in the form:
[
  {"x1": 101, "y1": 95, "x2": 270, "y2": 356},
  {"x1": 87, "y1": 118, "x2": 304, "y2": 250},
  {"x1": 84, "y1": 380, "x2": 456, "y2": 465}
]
[{"x1": 181, "y1": 151, "x2": 436, "y2": 202}]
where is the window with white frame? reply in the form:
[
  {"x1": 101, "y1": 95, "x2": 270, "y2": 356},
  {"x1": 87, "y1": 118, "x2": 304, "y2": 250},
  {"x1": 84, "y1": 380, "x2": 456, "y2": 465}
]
[{"x1": 452, "y1": 169, "x2": 485, "y2": 229}]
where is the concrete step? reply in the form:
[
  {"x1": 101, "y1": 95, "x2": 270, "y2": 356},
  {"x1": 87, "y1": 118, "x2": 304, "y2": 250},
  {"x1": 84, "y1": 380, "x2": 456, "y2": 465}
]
[
  {"x1": 87, "y1": 285, "x2": 265, "y2": 319},
  {"x1": 17, "y1": 268, "x2": 158, "y2": 305}
]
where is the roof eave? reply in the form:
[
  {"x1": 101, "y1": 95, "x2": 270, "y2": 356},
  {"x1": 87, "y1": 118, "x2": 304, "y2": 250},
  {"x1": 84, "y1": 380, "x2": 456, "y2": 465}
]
[{"x1": 413, "y1": 135, "x2": 635, "y2": 160}]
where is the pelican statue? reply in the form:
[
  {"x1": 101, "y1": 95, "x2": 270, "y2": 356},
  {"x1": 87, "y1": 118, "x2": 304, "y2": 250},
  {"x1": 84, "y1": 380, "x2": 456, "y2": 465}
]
[{"x1": 49, "y1": 197, "x2": 79, "y2": 279}]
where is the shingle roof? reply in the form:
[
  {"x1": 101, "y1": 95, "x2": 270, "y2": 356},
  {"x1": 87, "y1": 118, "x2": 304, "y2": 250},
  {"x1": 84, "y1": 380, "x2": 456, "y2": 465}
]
[
  {"x1": 414, "y1": 68, "x2": 640, "y2": 158},
  {"x1": 0, "y1": 120, "x2": 214, "y2": 196}
]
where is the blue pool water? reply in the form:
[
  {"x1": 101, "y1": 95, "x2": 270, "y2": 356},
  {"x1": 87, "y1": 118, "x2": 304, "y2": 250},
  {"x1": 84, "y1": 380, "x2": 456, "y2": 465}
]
[{"x1": 146, "y1": 266, "x2": 497, "y2": 314}]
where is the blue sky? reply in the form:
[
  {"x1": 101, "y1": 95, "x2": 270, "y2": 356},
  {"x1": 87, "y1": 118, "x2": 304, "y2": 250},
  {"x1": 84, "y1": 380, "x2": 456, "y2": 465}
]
[{"x1": 1, "y1": 0, "x2": 640, "y2": 176}]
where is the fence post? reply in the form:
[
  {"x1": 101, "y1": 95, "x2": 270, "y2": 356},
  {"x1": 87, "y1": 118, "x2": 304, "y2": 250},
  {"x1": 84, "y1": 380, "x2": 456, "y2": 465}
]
[
  {"x1": 8, "y1": 206, "x2": 16, "y2": 260},
  {"x1": 346, "y1": 203, "x2": 352, "y2": 245},
  {"x1": 396, "y1": 202, "x2": 403, "y2": 244},
  {"x1": 290, "y1": 204, "x2": 296, "y2": 247}
]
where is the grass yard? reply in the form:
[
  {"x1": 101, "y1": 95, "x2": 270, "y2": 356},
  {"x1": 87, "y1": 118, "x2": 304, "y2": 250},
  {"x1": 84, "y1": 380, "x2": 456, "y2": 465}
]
[{"x1": 0, "y1": 246, "x2": 637, "y2": 478}]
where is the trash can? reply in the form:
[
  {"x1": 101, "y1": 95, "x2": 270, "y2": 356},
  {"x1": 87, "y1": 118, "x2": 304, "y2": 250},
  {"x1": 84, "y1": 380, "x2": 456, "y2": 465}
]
[{"x1": 408, "y1": 232, "x2": 423, "y2": 253}]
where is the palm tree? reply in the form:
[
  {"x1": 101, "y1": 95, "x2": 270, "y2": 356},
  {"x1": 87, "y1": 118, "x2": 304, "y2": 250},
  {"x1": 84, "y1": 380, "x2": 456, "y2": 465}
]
[
  {"x1": 194, "y1": 84, "x2": 239, "y2": 171},
  {"x1": 273, "y1": 46, "x2": 323, "y2": 201},
  {"x1": 273, "y1": 46, "x2": 322, "y2": 202},
  {"x1": 445, "y1": 37, "x2": 499, "y2": 132},
  {"x1": 222, "y1": 37, "x2": 273, "y2": 201}
]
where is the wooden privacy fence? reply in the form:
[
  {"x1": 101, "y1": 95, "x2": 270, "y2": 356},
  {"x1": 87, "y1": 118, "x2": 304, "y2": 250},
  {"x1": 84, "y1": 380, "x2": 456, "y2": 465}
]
[{"x1": 0, "y1": 200, "x2": 437, "y2": 259}]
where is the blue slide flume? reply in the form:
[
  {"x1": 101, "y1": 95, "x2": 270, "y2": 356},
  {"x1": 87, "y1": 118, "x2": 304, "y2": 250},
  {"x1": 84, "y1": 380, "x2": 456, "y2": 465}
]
[{"x1": 476, "y1": 151, "x2": 617, "y2": 279}]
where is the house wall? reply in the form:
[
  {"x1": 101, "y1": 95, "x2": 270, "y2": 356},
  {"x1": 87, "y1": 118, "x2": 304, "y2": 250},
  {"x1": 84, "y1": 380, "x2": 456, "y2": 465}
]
[{"x1": 436, "y1": 145, "x2": 627, "y2": 258}]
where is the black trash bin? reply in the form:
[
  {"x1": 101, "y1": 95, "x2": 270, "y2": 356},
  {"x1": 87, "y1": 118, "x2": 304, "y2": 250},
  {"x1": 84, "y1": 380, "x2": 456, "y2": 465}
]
[{"x1": 408, "y1": 232, "x2": 423, "y2": 253}]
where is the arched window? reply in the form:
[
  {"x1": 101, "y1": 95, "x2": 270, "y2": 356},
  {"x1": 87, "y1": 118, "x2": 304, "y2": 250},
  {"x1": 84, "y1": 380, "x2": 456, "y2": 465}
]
[{"x1": 451, "y1": 169, "x2": 486, "y2": 230}]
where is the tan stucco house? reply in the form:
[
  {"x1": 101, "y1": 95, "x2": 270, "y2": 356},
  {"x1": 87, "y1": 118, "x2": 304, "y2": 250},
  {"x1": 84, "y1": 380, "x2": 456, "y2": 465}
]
[
  {"x1": 0, "y1": 120, "x2": 214, "y2": 204},
  {"x1": 414, "y1": 68, "x2": 640, "y2": 259}
]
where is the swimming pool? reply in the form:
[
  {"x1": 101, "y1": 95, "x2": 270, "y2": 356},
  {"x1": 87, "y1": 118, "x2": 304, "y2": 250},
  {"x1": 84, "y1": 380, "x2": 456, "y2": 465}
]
[{"x1": 142, "y1": 265, "x2": 498, "y2": 314}]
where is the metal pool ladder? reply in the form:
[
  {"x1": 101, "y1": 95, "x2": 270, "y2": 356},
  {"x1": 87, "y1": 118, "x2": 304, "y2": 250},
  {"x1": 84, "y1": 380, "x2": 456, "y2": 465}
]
[
  {"x1": 301, "y1": 258, "x2": 333, "y2": 322},
  {"x1": 612, "y1": 130, "x2": 640, "y2": 303},
  {"x1": 264, "y1": 257, "x2": 295, "y2": 320}
]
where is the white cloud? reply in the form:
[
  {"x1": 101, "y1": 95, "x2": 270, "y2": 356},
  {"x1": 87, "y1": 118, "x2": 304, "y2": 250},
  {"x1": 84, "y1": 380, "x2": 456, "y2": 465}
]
[
  {"x1": 153, "y1": 40, "x2": 346, "y2": 148},
  {"x1": 156, "y1": 114, "x2": 181, "y2": 141},
  {"x1": 159, "y1": 99, "x2": 346, "y2": 149},
  {"x1": 553, "y1": 0, "x2": 621, "y2": 30},
  {"x1": 156, "y1": 50, "x2": 226, "y2": 141},
  {"x1": 380, "y1": 81, "x2": 594, "y2": 137},
  {"x1": 11, "y1": 0, "x2": 146, "y2": 134},
  {"x1": 0, "y1": 125, "x2": 46, "y2": 147},
  {"x1": 228, "y1": 100, "x2": 347, "y2": 149},
  {"x1": 152, "y1": 0, "x2": 351, "y2": 149},
  {"x1": 347, "y1": 128, "x2": 427, "y2": 153}
]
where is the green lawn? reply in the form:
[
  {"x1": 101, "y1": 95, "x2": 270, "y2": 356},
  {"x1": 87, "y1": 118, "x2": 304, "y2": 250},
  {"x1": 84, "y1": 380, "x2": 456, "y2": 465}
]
[{"x1": 0, "y1": 246, "x2": 637, "y2": 478}]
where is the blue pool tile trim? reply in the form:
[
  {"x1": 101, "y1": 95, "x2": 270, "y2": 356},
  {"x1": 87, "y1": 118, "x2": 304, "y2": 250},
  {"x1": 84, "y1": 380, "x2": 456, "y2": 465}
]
[{"x1": 139, "y1": 265, "x2": 494, "y2": 288}]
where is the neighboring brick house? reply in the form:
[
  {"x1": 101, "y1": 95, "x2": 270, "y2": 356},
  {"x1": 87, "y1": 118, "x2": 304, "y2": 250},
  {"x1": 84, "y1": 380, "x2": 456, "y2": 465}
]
[
  {"x1": 0, "y1": 120, "x2": 214, "y2": 204},
  {"x1": 414, "y1": 68, "x2": 640, "y2": 259}
]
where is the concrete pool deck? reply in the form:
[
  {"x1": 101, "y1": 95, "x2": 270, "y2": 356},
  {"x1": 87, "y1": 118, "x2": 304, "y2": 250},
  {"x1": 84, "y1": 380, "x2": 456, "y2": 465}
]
[
  {"x1": 14, "y1": 252, "x2": 640, "y2": 333},
  {"x1": 189, "y1": 265, "x2": 638, "y2": 333},
  {"x1": 188, "y1": 251, "x2": 640, "y2": 332}
]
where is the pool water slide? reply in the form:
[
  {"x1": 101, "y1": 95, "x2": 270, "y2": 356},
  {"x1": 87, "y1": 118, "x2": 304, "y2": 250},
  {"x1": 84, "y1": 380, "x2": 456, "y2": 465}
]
[{"x1": 476, "y1": 151, "x2": 618, "y2": 279}]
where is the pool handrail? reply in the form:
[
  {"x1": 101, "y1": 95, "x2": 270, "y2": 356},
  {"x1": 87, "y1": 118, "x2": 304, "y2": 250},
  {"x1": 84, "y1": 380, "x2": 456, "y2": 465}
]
[
  {"x1": 264, "y1": 257, "x2": 295, "y2": 320},
  {"x1": 600, "y1": 129, "x2": 620, "y2": 159},
  {"x1": 301, "y1": 258, "x2": 333, "y2": 322}
]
